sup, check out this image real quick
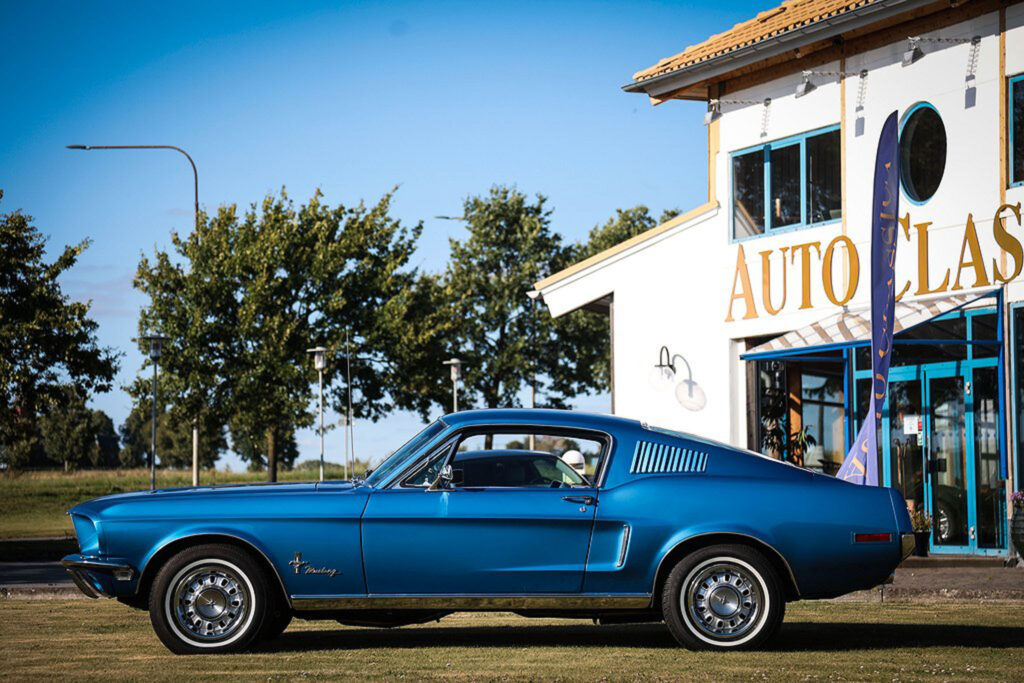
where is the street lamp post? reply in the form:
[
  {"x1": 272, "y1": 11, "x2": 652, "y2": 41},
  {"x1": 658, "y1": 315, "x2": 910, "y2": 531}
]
[
  {"x1": 67, "y1": 144, "x2": 203, "y2": 487},
  {"x1": 526, "y1": 290, "x2": 541, "y2": 450},
  {"x1": 307, "y1": 347, "x2": 328, "y2": 482},
  {"x1": 442, "y1": 358, "x2": 463, "y2": 413},
  {"x1": 141, "y1": 334, "x2": 170, "y2": 491}
]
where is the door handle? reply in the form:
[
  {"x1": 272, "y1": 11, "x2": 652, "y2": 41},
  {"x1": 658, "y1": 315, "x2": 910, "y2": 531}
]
[{"x1": 562, "y1": 495, "x2": 596, "y2": 506}]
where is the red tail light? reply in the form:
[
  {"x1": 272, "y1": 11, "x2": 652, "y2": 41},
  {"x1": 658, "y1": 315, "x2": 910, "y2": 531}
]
[{"x1": 854, "y1": 533, "x2": 892, "y2": 543}]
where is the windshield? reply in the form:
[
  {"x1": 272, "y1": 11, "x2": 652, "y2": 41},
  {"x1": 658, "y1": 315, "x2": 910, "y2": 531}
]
[{"x1": 364, "y1": 420, "x2": 446, "y2": 487}]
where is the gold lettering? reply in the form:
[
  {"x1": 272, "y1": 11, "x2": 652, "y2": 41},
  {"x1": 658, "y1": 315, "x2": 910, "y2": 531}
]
[
  {"x1": 790, "y1": 241, "x2": 822, "y2": 310},
  {"x1": 759, "y1": 247, "x2": 789, "y2": 316},
  {"x1": 912, "y1": 221, "x2": 950, "y2": 295},
  {"x1": 725, "y1": 244, "x2": 758, "y2": 321},
  {"x1": 822, "y1": 236, "x2": 860, "y2": 306},
  {"x1": 952, "y1": 213, "x2": 991, "y2": 290},
  {"x1": 992, "y1": 203, "x2": 1023, "y2": 283}
]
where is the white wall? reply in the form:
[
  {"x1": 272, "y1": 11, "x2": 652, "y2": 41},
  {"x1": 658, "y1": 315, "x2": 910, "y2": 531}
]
[{"x1": 543, "y1": 9, "x2": 1024, "y2": 446}]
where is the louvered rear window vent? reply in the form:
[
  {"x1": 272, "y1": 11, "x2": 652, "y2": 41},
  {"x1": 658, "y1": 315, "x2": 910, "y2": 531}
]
[{"x1": 629, "y1": 440, "x2": 707, "y2": 474}]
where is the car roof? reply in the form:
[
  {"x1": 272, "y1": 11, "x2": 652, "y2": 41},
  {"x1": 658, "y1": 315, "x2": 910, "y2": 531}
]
[{"x1": 439, "y1": 408, "x2": 644, "y2": 433}]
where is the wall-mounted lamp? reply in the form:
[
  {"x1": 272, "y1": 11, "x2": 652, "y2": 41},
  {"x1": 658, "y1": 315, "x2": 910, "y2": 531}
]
[
  {"x1": 902, "y1": 34, "x2": 980, "y2": 67},
  {"x1": 902, "y1": 37, "x2": 923, "y2": 67},
  {"x1": 648, "y1": 346, "x2": 706, "y2": 412},
  {"x1": 702, "y1": 97, "x2": 769, "y2": 128},
  {"x1": 795, "y1": 71, "x2": 816, "y2": 98}
]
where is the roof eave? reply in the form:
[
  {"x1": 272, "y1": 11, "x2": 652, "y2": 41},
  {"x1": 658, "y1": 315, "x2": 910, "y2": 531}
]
[{"x1": 622, "y1": 0, "x2": 935, "y2": 100}]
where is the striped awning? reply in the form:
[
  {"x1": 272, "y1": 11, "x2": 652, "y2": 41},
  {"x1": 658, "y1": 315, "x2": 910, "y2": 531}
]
[{"x1": 742, "y1": 289, "x2": 998, "y2": 359}]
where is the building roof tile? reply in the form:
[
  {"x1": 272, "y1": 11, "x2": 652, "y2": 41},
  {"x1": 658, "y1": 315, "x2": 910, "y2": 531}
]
[{"x1": 633, "y1": 0, "x2": 877, "y2": 83}]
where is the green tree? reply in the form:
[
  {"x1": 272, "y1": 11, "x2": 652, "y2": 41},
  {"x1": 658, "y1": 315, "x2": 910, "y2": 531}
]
[
  {"x1": 38, "y1": 387, "x2": 120, "y2": 470},
  {"x1": 134, "y1": 189, "x2": 423, "y2": 480},
  {"x1": 228, "y1": 419, "x2": 299, "y2": 472},
  {"x1": 0, "y1": 191, "x2": 119, "y2": 468},
  {"x1": 426, "y1": 186, "x2": 611, "y2": 412}
]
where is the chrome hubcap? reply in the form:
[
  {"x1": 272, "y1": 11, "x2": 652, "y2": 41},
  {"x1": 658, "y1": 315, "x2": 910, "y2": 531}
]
[
  {"x1": 172, "y1": 564, "x2": 249, "y2": 641},
  {"x1": 684, "y1": 561, "x2": 762, "y2": 639}
]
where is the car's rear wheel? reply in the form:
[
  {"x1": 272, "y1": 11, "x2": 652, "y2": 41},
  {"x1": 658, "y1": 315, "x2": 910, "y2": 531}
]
[
  {"x1": 149, "y1": 544, "x2": 268, "y2": 654},
  {"x1": 662, "y1": 544, "x2": 784, "y2": 651}
]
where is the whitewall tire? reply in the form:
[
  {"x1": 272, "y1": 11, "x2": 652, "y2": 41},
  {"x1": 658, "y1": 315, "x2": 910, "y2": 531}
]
[
  {"x1": 149, "y1": 544, "x2": 269, "y2": 655},
  {"x1": 662, "y1": 544, "x2": 785, "y2": 650}
]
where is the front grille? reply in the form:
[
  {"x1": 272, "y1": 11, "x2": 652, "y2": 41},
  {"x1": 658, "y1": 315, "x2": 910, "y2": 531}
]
[{"x1": 629, "y1": 440, "x2": 708, "y2": 475}]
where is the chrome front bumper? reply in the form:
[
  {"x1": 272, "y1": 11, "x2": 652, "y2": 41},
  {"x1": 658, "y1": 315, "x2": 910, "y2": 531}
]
[{"x1": 61, "y1": 554, "x2": 136, "y2": 599}]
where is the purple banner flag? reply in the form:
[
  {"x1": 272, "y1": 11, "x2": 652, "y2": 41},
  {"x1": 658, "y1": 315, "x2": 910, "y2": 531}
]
[{"x1": 837, "y1": 111, "x2": 901, "y2": 486}]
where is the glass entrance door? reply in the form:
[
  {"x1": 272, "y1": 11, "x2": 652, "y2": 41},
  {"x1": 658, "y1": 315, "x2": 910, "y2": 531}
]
[{"x1": 925, "y1": 373, "x2": 970, "y2": 550}]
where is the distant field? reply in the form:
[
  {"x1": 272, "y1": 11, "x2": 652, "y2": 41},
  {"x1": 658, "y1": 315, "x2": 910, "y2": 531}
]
[
  {"x1": 0, "y1": 466, "x2": 355, "y2": 539},
  {"x1": 1, "y1": 601, "x2": 1022, "y2": 681}
]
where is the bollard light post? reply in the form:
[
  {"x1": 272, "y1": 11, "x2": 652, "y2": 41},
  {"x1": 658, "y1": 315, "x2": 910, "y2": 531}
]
[
  {"x1": 442, "y1": 358, "x2": 463, "y2": 413},
  {"x1": 141, "y1": 334, "x2": 170, "y2": 491},
  {"x1": 307, "y1": 347, "x2": 328, "y2": 482}
]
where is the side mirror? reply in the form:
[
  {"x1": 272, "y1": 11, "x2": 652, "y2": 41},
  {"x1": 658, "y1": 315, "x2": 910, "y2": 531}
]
[
  {"x1": 364, "y1": 469, "x2": 373, "y2": 478},
  {"x1": 451, "y1": 468, "x2": 464, "y2": 486}
]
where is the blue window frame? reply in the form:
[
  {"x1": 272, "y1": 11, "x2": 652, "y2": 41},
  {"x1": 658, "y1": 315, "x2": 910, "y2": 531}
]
[
  {"x1": 731, "y1": 124, "x2": 841, "y2": 241},
  {"x1": 1010, "y1": 74, "x2": 1024, "y2": 188}
]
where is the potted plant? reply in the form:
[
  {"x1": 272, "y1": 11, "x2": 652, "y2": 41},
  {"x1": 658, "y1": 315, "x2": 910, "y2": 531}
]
[
  {"x1": 1011, "y1": 491, "x2": 1024, "y2": 560},
  {"x1": 909, "y1": 510, "x2": 932, "y2": 557}
]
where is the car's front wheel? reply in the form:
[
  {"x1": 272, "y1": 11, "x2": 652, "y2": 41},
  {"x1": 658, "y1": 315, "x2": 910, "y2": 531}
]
[
  {"x1": 149, "y1": 543, "x2": 269, "y2": 654},
  {"x1": 662, "y1": 544, "x2": 784, "y2": 651}
]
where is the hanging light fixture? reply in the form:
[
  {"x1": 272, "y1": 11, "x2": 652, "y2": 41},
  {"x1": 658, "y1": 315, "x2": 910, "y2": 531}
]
[
  {"x1": 795, "y1": 71, "x2": 816, "y2": 98},
  {"x1": 703, "y1": 99, "x2": 721, "y2": 125},
  {"x1": 902, "y1": 37, "x2": 923, "y2": 67},
  {"x1": 648, "y1": 346, "x2": 706, "y2": 412}
]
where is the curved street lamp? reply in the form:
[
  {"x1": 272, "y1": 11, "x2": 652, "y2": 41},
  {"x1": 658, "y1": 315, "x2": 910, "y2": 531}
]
[{"x1": 67, "y1": 144, "x2": 203, "y2": 486}]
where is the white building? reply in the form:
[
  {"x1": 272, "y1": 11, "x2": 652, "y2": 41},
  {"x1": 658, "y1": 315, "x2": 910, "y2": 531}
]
[{"x1": 536, "y1": 0, "x2": 1024, "y2": 557}]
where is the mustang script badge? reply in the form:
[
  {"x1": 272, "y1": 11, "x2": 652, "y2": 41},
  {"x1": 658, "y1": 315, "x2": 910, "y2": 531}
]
[{"x1": 289, "y1": 552, "x2": 339, "y2": 577}]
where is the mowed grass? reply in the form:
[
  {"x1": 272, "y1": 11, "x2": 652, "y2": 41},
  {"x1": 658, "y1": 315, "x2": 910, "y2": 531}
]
[
  {"x1": 0, "y1": 468, "x2": 352, "y2": 539},
  {"x1": 1, "y1": 600, "x2": 1022, "y2": 681}
]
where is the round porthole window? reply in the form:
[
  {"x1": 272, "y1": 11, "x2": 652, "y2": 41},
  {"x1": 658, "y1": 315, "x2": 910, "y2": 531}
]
[{"x1": 899, "y1": 104, "x2": 946, "y2": 203}]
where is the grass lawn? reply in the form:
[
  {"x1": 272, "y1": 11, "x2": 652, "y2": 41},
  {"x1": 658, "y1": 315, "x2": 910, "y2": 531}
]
[
  {"x1": 1, "y1": 600, "x2": 1021, "y2": 681},
  {"x1": 0, "y1": 467, "x2": 353, "y2": 539}
]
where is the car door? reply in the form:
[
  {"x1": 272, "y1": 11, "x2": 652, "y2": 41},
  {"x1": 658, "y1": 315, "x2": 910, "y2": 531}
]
[{"x1": 361, "y1": 448, "x2": 598, "y2": 595}]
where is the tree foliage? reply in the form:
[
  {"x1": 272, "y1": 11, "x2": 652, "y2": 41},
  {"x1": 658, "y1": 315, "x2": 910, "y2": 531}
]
[
  {"x1": 0, "y1": 191, "x2": 120, "y2": 468},
  {"x1": 134, "y1": 189, "x2": 423, "y2": 479},
  {"x1": 38, "y1": 387, "x2": 119, "y2": 471}
]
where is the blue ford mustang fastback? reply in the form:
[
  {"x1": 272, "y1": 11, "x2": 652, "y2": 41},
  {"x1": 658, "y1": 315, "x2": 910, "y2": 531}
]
[{"x1": 63, "y1": 409, "x2": 914, "y2": 654}]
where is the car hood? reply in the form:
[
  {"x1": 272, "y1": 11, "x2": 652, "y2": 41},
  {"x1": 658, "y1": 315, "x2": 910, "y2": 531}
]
[{"x1": 68, "y1": 480, "x2": 358, "y2": 517}]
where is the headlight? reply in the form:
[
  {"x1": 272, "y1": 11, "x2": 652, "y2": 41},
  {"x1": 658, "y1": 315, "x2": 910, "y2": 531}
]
[{"x1": 71, "y1": 514, "x2": 99, "y2": 554}]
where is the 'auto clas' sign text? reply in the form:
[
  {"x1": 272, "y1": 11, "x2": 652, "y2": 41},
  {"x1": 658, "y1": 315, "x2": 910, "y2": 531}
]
[{"x1": 725, "y1": 203, "x2": 1024, "y2": 321}]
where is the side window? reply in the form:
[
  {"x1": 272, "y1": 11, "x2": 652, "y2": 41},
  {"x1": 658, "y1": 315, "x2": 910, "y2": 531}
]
[
  {"x1": 402, "y1": 442, "x2": 453, "y2": 488},
  {"x1": 1011, "y1": 74, "x2": 1024, "y2": 186},
  {"x1": 453, "y1": 430, "x2": 604, "y2": 486}
]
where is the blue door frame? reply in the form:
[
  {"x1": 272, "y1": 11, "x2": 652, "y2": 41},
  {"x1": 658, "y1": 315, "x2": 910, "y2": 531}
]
[{"x1": 852, "y1": 307, "x2": 1007, "y2": 556}]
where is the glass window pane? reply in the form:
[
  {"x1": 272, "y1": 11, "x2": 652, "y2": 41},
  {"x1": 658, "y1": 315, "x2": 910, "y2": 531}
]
[
  {"x1": 900, "y1": 104, "x2": 947, "y2": 202},
  {"x1": 806, "y1": 129, "x2": 841, "y2": 224},
  {"x1": 800, "y1": 370, "x2": 845, "y2": 475},
  {"x1": 971, "y1": 312, "x2": 998, "y2": 358},
  {"x1": 733, "y1": 150, "x2": 765, "y2": 237},
  {"x1": 769, "y1": 144, "x2": 801, "y2": 228},
  {"x1": 1016, "y1": 307, "x2": 1024, "y2": 485},
  {"x1": 1012, "y1": 78, "x2": 1024, "y2": 185},
  {"x1": 972, "y1": 367, "x2": 1004, "y2": 548},
  {"x1": 756, "y1": 360, "x2": 787, "y2": 458}
]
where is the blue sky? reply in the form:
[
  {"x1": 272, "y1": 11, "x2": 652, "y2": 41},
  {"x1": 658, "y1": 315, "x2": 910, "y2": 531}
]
[{"x1": 1, "y1": 0, "x2": 767, "y2": 470}]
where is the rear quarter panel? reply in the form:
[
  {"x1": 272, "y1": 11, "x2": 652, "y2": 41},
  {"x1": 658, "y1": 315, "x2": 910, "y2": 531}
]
[{"x1": 590, "y1": 432, "x2": 902, "y2": 599}]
